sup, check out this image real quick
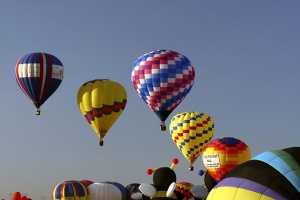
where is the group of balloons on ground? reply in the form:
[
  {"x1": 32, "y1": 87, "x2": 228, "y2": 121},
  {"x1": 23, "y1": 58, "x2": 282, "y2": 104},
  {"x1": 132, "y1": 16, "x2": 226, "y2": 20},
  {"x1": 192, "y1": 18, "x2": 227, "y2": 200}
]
[
  {"x1": 10, "y1": 146, "x2": 300, "y2": 200},
  {"x1": 14, "y1": 50, "x2": 300, "y2": 199}
]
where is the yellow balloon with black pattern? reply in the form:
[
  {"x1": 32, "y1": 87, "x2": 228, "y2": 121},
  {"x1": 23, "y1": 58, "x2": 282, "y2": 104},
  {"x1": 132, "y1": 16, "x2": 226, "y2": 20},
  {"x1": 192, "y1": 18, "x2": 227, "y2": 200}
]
[
  {"x1": 169, "y1": 111, "x2": 215, "y2": 170},
  {"x1": 77, "y1": 79, "x2": 127, "y2": 146}
]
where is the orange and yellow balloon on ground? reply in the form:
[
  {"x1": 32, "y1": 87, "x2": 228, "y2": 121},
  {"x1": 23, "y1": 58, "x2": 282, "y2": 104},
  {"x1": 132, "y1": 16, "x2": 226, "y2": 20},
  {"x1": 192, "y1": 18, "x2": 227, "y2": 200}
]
[{"x1": 202, "y1": 137, "x2": 251, "y2": 182}]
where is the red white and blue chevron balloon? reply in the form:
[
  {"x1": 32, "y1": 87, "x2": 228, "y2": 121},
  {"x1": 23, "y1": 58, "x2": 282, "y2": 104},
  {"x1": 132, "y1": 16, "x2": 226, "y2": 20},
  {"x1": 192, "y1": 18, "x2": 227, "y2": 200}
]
[{"x1": 131, "y1": 49, "x2": 195, "y2": 130}]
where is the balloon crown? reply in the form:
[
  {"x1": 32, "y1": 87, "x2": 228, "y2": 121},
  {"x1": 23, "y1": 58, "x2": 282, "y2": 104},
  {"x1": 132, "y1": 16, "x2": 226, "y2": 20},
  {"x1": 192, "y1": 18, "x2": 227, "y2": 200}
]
[{"x1": 146, "y1": 158, "x2": 179, "y2": 175}]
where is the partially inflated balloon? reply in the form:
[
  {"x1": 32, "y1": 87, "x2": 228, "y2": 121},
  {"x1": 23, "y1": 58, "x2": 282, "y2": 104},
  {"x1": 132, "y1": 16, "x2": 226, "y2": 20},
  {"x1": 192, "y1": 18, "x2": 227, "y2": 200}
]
[
  {"x1": 175, "y1": 182, "x2": 194, "y2": 200},
  {"x1": 126, "y1": 183, "x2": 141, "y2": 200},
  {"x1": 21, "y1": 196, "x2": 27, "y2": 200},
  {"x1": 170, "y1": 112, "x2": 214, "y2": 170},
  {"x1": 88, "y1": 182, "x2": 124, "y2": 200},
  {"x1": 204, "y1": 172, "x2": 217, "y2": 192},
  {"x1": 202, "y1": 137, "x2": 251, "y2": 182},
  {"x1": 79, "y1": 179, "x2": 94, "y2": 188},
  {"x1": 105, "y1": 181, "x2": 127, "y2": 200},
  {"x1": 77, "y1": 79, "x2": 127, "y2": 146},
  {"x1": 206, "y1": 147, "x2": 300, "y2": 200},
  {"x1": 15, "y1": 52, "x2": 64, "y2": 115},
  {"x1": 52, "y1": 180, "x2": 89, "y2": 200},
  {"x1": 12, "y1": 192, "x2": 21, "y2": 200},
  {"x1": 131, "y1": 50, "x2": 195, "y2": 131}
]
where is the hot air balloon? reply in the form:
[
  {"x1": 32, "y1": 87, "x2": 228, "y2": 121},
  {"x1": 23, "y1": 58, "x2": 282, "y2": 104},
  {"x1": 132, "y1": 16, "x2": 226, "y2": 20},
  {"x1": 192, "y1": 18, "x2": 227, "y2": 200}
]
[
  {"x1": 20, "y1": 196, "x2": 27, "y2": 200},
  {"x1": 169, "y1": 112, "x2": 215, "y2": 171},
  {"x1": 175, "y1": 182, "x2": 194, "y2": 200},
  {"x1": 88, "y1": 182, "x2": 125, "y2": 200},
  {"x1": 201, "y1": 137, "x2": 251, "y2": 182},
  {"x1": 206, "y1": 147, "x2": 300, "y2": 200},
  {"x1": 139, "y1": 158, "x2": 185, "y2": 199},
  {"x1": 203, "y1": 171, "x2": 217, "y2": 192},
  {"x1": 79, "y1": 179, "x2": 94, "y2": 188},
  {"x1": 105, "y1": 181, "x2": 127, "y2": 200},
  {"x1": 12, "y1": 192, "x2": 21, "y2": 200},
  {"x1": 126, "y1": 183, "x2": 141, "y2": 200},
  {"x1": 15, "y1": 52, "x2": 64, "y2": 115},
  {"x1": 77, "y1": 79, "x2": 127, "y2": 146},
  {"x1": 131, "y1": 49, "x2": 195, "y2": 131},
  {"x1": 52, "y1": 180, "x2": 89, "y2": 200}
]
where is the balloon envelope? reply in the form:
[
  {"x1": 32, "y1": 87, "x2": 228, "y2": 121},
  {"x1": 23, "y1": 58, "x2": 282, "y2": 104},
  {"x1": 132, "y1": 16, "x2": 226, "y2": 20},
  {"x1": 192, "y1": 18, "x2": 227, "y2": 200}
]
[
  {"x1": 206, "y1": 147, "x2": 300, "y2": 200},
  {"x1": 77, "y1": 79, "x2": 127, "y2": 145},
  {"x1": 175, "y1": 182, "x2": 194, "y2": 199},
  {"x1": 105, "y1": 181, "x2": 127, "y2": 200},
  {"x1": 88, "y1": 182, "x2": 123, "y2": 200},
  {"x1": 12, "y1": 192, "x2": 21, "y2": 200},
  {"x1": 204, "y1": 172, "x2": 218, "y2": 192},
  {"x1": 20, "y1": 196, "x2": 27, "y2": 200},
  {"x1": 52, "y1": 180, "x2": 89, "y2": 200},
  {"x1": 131, "y1": 49, "x2": 195, "y2": 130},
  {"x1": 15, "y1": 52, "x2": 64, "y2": 114},
  {"x1": 169, "y1": 112, "x2": 215, "y2": 170},
  {"x1": 126, "y1": 183, "x2": 141, "y2": 200},
  {"x1": 202, "y1": 137, "x2": 251, "y2": 182},
  {"x1": 79, "y1": 179, "x2": 94, "y2": 188}
]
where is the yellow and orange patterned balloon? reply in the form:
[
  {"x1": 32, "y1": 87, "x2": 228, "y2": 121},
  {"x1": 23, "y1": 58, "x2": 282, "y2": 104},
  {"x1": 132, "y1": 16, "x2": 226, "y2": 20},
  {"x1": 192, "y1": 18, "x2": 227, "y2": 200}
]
[
  {"x1": 202, "y1": 137, "x2": 251, "y2": 182},
  {"x1": 169, "y1": 112, "x2": 215, "y2": 171},
  {"x1": 77, "y1": 79, "x2": 127, "y2": 146}
]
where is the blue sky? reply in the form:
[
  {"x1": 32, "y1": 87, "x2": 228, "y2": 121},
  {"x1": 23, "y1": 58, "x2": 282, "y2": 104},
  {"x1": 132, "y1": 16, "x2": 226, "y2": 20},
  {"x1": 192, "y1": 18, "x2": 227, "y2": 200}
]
[{"x1": 0, "y1": 1, "x2": 299, "y2": 199}]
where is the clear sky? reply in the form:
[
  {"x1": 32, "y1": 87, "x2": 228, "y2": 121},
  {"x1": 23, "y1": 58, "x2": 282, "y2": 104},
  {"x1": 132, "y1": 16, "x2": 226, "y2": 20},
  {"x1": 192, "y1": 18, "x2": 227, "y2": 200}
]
[{"x1": 0, "y1": 1, "x2": 299, "y2": 199}]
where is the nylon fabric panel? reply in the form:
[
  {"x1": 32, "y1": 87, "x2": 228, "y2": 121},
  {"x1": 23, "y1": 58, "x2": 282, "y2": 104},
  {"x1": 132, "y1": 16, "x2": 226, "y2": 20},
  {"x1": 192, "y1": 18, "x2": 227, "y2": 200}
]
[
  {"x1": 105, "y1": 81, "x2": 127, "y2": 133},
  {"x1": 38, "y1": 53, "x2": 46, "y2": 102},
  {"x1": 188, "y1": 112, "x2": 198, "y2": 164},
  {"x1": 224, "y1": 160, "x2": 299, "y2": 199},
  {"x1": 207, "y1": 187, "x2": 279, "y2": 200},
  {"x1": 80, "y1": 82, "x2": 100, "y2": 137},
  {"x1": 52, "y1": 183, "x2": 63, "y2": 200},
  {"x1": 283, "y1": 147, "x2": 300, "y2": 165},
  {"x1": 18, "y1": 64, "x2": 40, "y2": 101},
  {"x1": 91, "y1": 81, "x2": 105, "y2": 137},
  {"x1": 183, "y1": 112, "x2": 193, "y2": 163},
  {"x1": 93, "y1": 80, "x2": 113, "y2": 138},
  {"x1": 40, "y1": 53, "x2": 52, "y2": 103},
  {"x1": 252, "y1": 149, "x2": 300, "y2": 192},
  {"x1": 88, "y1": 182, "x2": 122, "y2": 200}
]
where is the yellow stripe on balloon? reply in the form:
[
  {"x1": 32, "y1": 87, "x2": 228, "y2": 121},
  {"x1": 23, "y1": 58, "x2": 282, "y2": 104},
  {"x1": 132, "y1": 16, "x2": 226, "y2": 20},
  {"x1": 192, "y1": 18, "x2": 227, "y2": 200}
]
[{"x1": 207, "y1": 187, "x2": 275, "y2": 200}]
